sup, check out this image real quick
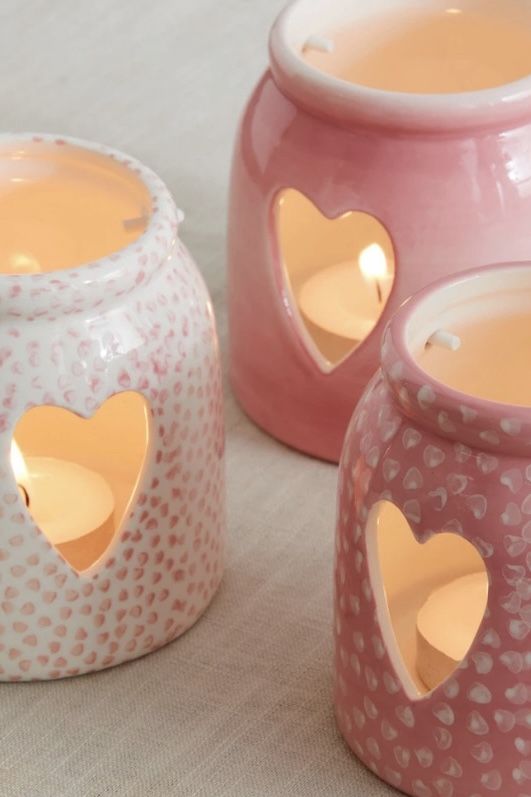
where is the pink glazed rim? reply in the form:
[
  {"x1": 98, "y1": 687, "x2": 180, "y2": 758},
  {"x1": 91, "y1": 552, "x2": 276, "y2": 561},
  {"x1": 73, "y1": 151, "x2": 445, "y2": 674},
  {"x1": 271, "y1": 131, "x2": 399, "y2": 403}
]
[
  {"x1": 0, "y1": 132, "x2": 181, "y2": 319},
  {"x1": 381, "y1": 261, "x2": 531, "y2": 457},
  {"x1": 269, "y1": 0, "x2": 531, "y2": 131}
]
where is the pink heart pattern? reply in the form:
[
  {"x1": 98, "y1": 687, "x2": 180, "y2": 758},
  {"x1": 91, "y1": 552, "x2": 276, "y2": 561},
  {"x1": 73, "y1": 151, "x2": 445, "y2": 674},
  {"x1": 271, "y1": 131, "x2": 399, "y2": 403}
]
[{"x1": 0, "y1": 135, "x2": 225, "y2": 680}]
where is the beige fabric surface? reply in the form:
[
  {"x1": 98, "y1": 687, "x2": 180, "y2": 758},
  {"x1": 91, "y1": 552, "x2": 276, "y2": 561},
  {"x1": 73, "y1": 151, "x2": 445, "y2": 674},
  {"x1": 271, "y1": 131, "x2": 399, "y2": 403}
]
[{"x1": 0, "y1": 2, "x2": 395, "y2": 795}]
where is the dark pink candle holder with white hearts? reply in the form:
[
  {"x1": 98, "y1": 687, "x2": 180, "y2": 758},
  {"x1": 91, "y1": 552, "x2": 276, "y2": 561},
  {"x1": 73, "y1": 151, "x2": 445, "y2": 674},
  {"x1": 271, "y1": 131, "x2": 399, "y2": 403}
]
[
  {"x1": 335, "y1": 263, "x2": 531, "y2": 797},
  {"x1": 0, "y1": 134, "x2": 225, "y2": 681}
]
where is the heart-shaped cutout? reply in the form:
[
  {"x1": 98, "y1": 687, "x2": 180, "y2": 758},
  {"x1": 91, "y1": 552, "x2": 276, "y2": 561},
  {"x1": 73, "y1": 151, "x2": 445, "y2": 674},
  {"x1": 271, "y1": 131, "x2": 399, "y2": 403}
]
[
  {"x1": 366, "y1": 500, "x2": 488, "y2": 696},
  {"x1": 274, "y1": 189, "x2": 395, "y2": 372},
  {"x1": 12, "y1": 392, "x2": 150, "y2": 572}
]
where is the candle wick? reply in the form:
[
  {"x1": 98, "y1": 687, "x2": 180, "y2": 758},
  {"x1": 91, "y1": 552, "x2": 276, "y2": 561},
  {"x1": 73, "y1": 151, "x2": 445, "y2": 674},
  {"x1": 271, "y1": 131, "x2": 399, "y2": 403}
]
[
  {"x1": 376, "y1": 279, "x2": 383, "y2": 305},
  {"x1": 427, "y1": 330, "x2": 462, "y2": 352},
  {"x1": 18, "y1": 484, "x2": 30, "y2": 508},
  {"x1": 123, "y1": 215, "x2": 148, "y2": 232}
]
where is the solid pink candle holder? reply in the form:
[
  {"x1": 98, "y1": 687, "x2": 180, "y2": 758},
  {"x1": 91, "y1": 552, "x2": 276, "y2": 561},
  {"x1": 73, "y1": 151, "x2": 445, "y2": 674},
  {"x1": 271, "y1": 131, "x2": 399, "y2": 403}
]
[
  {"x1": 335, "y1": 262, "x2": 531, "y2": 797},
  {"x1": 0, "y1": 134, "x2": 225, "y2": 681},
  {"x1": 228, "y1": 0, "x2": 531, "y2": 462}
]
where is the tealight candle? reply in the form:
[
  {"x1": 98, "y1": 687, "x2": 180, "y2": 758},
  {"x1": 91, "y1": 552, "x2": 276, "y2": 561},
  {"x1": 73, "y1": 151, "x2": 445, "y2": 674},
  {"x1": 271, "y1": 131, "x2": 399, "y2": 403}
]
[
  {"x1": 12, "y1": 442, "x2": 115, "y2": 571},
  {"x1": 416, "y1": 572, "x2": 489, "y2": 691},
  {"x1": 298, "y1": 244, "x2": 392, "y2": 343}
]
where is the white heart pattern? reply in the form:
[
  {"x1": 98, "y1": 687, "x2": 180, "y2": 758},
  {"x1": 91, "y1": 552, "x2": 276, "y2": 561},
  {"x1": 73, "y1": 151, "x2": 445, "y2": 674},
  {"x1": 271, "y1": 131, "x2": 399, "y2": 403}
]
[{"x1": 335, "y1": 354, "x2": 531, "y2": 797}]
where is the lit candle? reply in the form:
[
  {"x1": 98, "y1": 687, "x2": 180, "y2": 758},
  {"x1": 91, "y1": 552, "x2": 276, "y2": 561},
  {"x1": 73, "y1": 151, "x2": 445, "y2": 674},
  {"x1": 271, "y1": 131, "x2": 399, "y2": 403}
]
[
  {"x1": 416, "y1": 572, "x2": 489, "y2": 691},
  {"x1": 298, "y1": 243, "x2": 390, "y2": 342},
  {"x1": 11, "y1": 440, "x2": 31, "y2": 507},
  {"x1": 11, "y1": 441, "x2": 115, "y2": 569}
]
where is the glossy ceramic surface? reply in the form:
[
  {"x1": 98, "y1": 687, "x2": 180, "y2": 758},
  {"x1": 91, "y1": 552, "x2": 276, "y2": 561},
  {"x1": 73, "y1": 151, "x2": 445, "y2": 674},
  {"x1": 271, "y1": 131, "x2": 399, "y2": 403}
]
[
  {"x1": 228, "y1": 0, "x2": 531, "y2": 462},
  {"x1": 0, "y1": 134, "x2": 225, "y2": 681},
  {"x1": 335, "y1": 264, "x2": 531, "y2": 797}
]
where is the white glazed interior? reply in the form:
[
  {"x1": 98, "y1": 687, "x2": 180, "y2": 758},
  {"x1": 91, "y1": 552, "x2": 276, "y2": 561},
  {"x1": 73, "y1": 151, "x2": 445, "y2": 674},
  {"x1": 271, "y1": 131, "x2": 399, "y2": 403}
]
[
  {"x1": 0, "y1": 134, "x2": 180, "y2": 319},
  {"x1": 277, "y1": 1, "x2": 531, "y2": 48},
  {"x1": 302, "y1": 1, "x2": 531, "y2": 93},
  {"x1": 0, "y1": 140, "x2": 152, "y2": 273},
  {"x1": 406, "y1": 264, "x2": 531, "y2": 407},
  {"x1": 270, "y1": 0, "x2": 531, "y2": 129}
]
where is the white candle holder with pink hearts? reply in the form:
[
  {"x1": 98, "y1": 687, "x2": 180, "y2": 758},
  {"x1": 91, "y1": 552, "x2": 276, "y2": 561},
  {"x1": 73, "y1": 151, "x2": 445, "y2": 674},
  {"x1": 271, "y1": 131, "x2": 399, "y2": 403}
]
[
  {"x1": 335, "y1": 263, "x2": 531, "y2": 797},
  {"x1": 0, "y1": 133, "x2": 225, "y2": 681}
]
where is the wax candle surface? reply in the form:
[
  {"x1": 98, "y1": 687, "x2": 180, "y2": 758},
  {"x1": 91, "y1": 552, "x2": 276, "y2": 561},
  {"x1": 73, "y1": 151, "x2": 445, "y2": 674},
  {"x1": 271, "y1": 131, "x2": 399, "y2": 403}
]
[
  {"x1": 416, "y1": 572, "x2": 488, "y2": 690},
  {"x1": 0, "y1": 142, "x2": 151, "y2": 273},
  {"x1": 298, "y1": 259, "x2": 390, "y2": 342},
  {"x1": 418, "y1": 312, "x2": 531, "y2": 406},
  {"x1": 24, "y1": 457, "x2": 115, "y2": 545},
  {"x1": 303, "y1": 3, "x2": 531, "y2": 94}
]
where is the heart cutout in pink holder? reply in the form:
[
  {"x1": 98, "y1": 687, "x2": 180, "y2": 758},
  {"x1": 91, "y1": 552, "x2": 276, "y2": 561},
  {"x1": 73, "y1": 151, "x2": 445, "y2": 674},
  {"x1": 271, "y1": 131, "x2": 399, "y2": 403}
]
[
  {"x1": 12, "y1": 392, "x2": 150, "y2": 572},
  {"x1": 366, "y1": 500, "x2": 489, "y2": 696},
  {"x1": 274, "y1": 189, "x2": 395, "y2": 372}
]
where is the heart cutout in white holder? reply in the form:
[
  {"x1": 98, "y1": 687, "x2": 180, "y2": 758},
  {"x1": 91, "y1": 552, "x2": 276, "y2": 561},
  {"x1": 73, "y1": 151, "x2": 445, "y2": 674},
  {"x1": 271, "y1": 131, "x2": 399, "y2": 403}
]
[
  {"x1": 366, "y1": 500, "x2": 488, "y2": 696},
  {"x1": 274, "y1": 189, "x2": 395, "y2": 372},
  {"x1": 12, "y1": 391, "x2": 150, "y2": 572}
]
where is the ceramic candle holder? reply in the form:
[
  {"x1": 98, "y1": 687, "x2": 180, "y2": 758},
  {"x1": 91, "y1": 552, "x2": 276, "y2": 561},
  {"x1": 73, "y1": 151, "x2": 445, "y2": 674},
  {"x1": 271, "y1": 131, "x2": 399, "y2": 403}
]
[
  {"x1": 0, "y1": 134, "x2": 225, "y2": 681},
  {"x1": 335, "y1": 263, "x2": 531, "y2": 797},
  {"x1": 228, "y1": 0, "x2": 531, "y2": 462}
]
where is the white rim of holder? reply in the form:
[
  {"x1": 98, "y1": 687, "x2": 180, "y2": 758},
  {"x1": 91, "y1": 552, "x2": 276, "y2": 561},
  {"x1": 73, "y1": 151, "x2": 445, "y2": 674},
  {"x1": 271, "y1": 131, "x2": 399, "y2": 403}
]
[{"x1": 269, "y1": 0, "x2": 531, "y2": 132}]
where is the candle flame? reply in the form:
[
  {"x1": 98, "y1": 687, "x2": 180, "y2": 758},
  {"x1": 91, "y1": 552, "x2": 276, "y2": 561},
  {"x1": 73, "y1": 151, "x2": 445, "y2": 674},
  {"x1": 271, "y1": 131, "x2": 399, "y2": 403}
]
[
  {"x1": 358, "y1": 243, "x2": 388, "y2": 282},
  {"x1": 11, "y1": 440, "x2": 29, "y2": 484}
]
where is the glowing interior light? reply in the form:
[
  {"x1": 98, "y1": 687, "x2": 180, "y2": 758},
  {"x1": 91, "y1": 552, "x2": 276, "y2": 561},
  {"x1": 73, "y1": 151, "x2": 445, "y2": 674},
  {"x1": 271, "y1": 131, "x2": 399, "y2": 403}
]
[{"x1": 359, "y1": 243, "x2": 388, "y2": 282}]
